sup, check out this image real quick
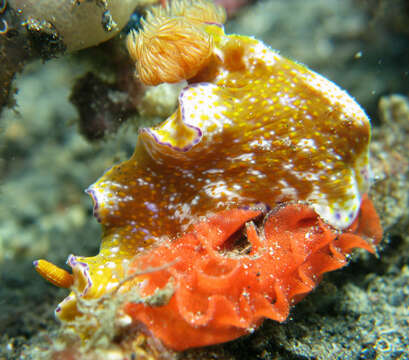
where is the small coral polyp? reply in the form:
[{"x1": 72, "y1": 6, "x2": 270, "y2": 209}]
[{"x1": 34, "y1": 0, "x2": 382, "y2": 351}]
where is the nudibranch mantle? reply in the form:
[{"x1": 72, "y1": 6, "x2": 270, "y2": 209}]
[{"x1": 36, "y1": 0, "x2": 377, "y2": 346}]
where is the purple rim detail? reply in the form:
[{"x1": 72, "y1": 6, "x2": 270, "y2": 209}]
[
  {"x1": 33, "y1": 260, "x2": 39, "y2": 267},
  {"x1": 360, "y1": 167, "x2": 370, "y2": 182},
  {"x1": 55, "y1": 295, "x2": 76, "y2": 317},
  {"x1": 140, "y1": 83, "x2": 215, "y2": 153},
  {"x1": 67, "y1": 254, "x2": 92, "y2": 297},
  {"x1": 85, "y1": 187, "x2": 102, "y2": 223},
  {"x1": 204, "y1": 22, "x2": 224, "y2": 28},
  {"x1": 239, "y1": 202, "x2": 270, "y2": 213}
]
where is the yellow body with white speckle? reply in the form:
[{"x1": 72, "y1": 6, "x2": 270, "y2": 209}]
[{"x1": 40, "y1": 1, "x2": 371, "y2": 324}]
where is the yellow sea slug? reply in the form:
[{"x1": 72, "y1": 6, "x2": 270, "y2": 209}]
[{"x1": 36, "y1": 0, "x2": 374, "y2": 336}]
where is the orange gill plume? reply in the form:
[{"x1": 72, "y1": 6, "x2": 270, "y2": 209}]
[
  {"x1": 152, "y1": 0, "x2": 226, "y2": 24},
  {"x1": 126, "y1": 0, "x2": 226, "y2": 85}
]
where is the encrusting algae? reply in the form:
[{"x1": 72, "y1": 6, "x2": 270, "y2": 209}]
[{"x1": 34, "y1": 0, "x2": 383, "y2": 352}]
